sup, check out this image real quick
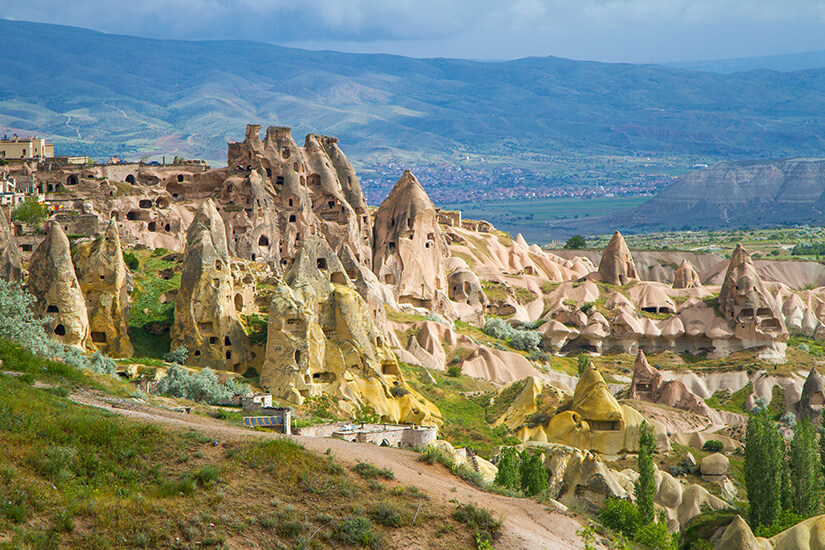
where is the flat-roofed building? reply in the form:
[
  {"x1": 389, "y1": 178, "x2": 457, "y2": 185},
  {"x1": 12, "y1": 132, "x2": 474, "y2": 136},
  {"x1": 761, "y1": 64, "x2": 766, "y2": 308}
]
[{"x1": 0, "y1": 135, "x2": 54, "y2": 160}]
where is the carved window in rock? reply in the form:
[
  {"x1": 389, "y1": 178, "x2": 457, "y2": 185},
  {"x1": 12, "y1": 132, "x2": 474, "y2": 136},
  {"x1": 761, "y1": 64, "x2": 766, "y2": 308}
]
[
  {"x1": 589, "y1": 420, "x2": 620, "y2": 431},
  {"x1": 258, "y1": 235, "x2": 270, "y2": 246},
  {"x1": 234, "y1": 294, "x2": 243, "y2": 311},
  {"x1": 46, "y1": 305, "x2": 59, "y2": 313},
  {"x1": 281, "y1": 147, "x2": 290, "y2": 159},
  {"x1": 312, "y1": 372, "x2": 336, "y2": 383},
  {"x1": 198, "y1": 322, "x2": 214, "y2": 334},
  {"x1": 388, "y1": 241, "x2": 396, "y2": 252},
  {"x1": 91, "y1": 332, "x2": 107, "y2": 343},
  {"x1": 756, "y1": 308, "x2": 772, "y2": 317},
  {"x1": 209, "y1": 336, "x2": 218, "y2": 344},
  {"x1": 225, "y1": 336, "x2": 232, "y2": 346},
  {"x1": 288, "y1": 215, "x2": 296, "y2": 223},
  {"x1": 54, "y1": 324, "x2": 66, "y2": 336},
  {"x1": 384, "y1": 273, "x2": 395, "y2": 285},
  {"x1": 276, "y1": 176, "x2": 284, "y2": 185},
  {"x1": 266, "y1": 168, "x2": 272, "y2": 178},
  {"x1": 812, "y1": 394, "x2": 825, "y2": 405},
  {"x1": 139, "y1": 199, "x2": 152, "y2": 209},
  {"x1": 316, "y1": 258, "x2": 328, "y2": 270},
  {"x1": 636, "y1": 383, "x2": 652, "y2": 393},
  {"x1": 331, "y1": 272, "x2": 347, "y2": 285},
  {"x1": 148, "y1": 222, "x2": 157, "y2": 232},
  {"x1": 285, "y1": 318, "x2": 302, "y2": 332},
  {"x1": 177, "y1": 174, "x2": 184, "y2": 182},
  {"x1": 124, "y1": 174, "x2": 135, "y2": 185}
]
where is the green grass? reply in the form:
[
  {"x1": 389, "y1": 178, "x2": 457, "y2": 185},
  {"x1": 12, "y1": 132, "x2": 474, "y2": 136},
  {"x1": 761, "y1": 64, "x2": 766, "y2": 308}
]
[{"x1": 127, "y1": 248, "x2": 182, "y2": 358}]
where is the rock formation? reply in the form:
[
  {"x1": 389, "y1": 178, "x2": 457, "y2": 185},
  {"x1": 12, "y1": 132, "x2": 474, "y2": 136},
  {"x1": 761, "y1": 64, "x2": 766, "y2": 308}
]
[
  {"x1": 797, "y1": 368, "x2": 825, "y2": 425},
  {"x1": 373, "y1": 170, "x2": 447, "y2": 310},
  {"x1": 595, "y1": 231, "x2": 637, "y2": 285},
  {"x1": 28, "y1": 221, "x2": 90, "y2": 349},
  {"x1": 673, "y1": 259, "x2": 702, "y2": 289},
  {"x1": 719, "y1": 245, "x2": 787, "y2": 355},
  {"x1": 73, "y1": 219, "x2": 134, "y2": 357},
  {"x1": 223, "y1": 125, "x2": 373, "y2": 269},
  {"x1": 0, "y1": 206, "x2": 21, "y2": 281},
  {"x1": 260, "y1": 234, "x2": 440, "y2": 426},
  {"x1": 528, "y1": 363, "x2": 667, "y2": 454},
  {"x1": 171, "y1": 199, "x2": 249, "y2": 370},
  {"x1": 628, "y1": 350, "x2": 713, "y2": 417}
]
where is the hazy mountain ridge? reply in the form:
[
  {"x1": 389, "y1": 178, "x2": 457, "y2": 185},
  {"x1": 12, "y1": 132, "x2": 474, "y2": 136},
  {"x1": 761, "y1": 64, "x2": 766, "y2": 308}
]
[{"x1": 3, "y1": 19, "x2": 825, "y2": 200}]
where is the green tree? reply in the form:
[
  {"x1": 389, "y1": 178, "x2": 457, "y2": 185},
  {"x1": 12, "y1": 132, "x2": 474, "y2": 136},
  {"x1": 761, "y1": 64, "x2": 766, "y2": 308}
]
[
  {"x1": 564, "y1": 235, "x2": 587, "y2": 249},
  {"x1": 577, "y1": 353, "x2": 590, "y2": 376},
  {"x1": 790, "y1": 417, "x2": 823, "y2": 517},
  {"x1": 494, "y1": 447, "x2": 521, "y2": 491},
  {"x1": 11, "y1": 196, "x2": 49, "y2": 226},
  {"x1": 635, "y1": 422, "x2": 656, "y2": 526},
  {"x1": 519, "y1": 451, "x2": 548, "y2": 497},
  {"x1": 745, "y1": 411, "x2": 785, "y2": 527}
]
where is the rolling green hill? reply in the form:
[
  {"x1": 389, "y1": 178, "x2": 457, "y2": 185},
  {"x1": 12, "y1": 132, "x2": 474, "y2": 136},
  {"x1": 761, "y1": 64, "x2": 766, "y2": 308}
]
[{"x1": 3, "y1": 19, "x2": 825, "y2": 204}]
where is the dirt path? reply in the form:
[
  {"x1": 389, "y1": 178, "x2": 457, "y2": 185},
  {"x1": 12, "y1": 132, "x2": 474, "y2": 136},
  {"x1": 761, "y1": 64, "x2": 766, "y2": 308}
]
[{"x1": 71, "y1": 393, "x2": 600, "y2": 550}]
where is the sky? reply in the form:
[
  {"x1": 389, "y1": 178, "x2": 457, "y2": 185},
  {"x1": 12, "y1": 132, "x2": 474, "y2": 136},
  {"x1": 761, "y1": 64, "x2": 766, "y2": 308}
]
[{"x1": 2, "y1": 0, "x2": 825, "y2": 63}]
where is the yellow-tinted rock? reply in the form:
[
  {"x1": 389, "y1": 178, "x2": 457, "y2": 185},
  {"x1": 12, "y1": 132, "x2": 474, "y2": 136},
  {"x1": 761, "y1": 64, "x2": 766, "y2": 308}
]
[
  {"x1": 73, "y1": 219, "x2": 134, "y2": 357},
  {"x1": 260, "y1": 234, "x2": 440, "y2": 426}
]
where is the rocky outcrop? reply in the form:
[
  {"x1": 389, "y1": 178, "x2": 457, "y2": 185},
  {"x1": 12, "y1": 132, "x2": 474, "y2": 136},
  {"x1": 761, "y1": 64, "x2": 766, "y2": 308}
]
[
  {"x1": 373, "y1": 170, "x2": 446, "y2": 310},
  {"x1": 629, "y1": 350, "x2": 714, "y2": 418},
  {"x1": 673, "y1": 259, "x2": 702, "y2": 289},
  {"x1": 0, "y1": 206, "x2": 21, "y2": 281},
  {"x1": 223, "y1": 125, "x2": 373, "y2": 270},
  {"x1": 797, "y1": 368, "x2": 825, "y2": 425},
  {"x1": 28, "y1": 221, "x2": 90, "y2": 349},
  {"x1": 73, "y1": 220, "x2": 133, "y2": 357},
  {"x1": 527, "y1": 363, "x2": 668, "y2": 454},
  {"x1": 171, "y1": 199, "x2": 249, "y2": 370},
  {"x1": 260, "y1": 234, "x2": 440, "y2": 426},
  {"x1": 719, "y1": 245, "x2": 787, "y2": 357},
  {"x1": 595, "y1": 231, "x2": 637, "y2": 286}
]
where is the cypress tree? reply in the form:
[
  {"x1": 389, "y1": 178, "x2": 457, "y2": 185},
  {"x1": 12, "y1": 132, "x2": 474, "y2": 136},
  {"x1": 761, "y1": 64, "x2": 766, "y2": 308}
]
[
  {"x1": 494, "y1": 447, "x2": 521, "y2": 491},
  {"x1": 790, "y1": 417, "x2": 823, "y2": 517},
  {"x1": 745, "y1": 411, "x2": 785, "y2": 527},
  {"x1": 519, "y1": 451, "x2": 548, "y2": 497},
  {"x1": 635, "y1": 421, "x2": 656, "y2": 526}
]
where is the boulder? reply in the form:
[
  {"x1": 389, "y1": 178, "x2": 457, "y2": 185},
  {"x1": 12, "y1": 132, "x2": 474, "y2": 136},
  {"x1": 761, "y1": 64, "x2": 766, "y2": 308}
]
[
  {"x1": 701, "y1": 453, "x2": 730, "y2": 478},
  {"x1": 716, "y1": 515, "x2": 769, "y2": 550},
  {"x1": 171, "y1": 199, "x2": 249, "y2": 370},
  {"x1": 28, "y1": 221, "x2": 90, "y2": 349},
  {"x1": 73, "y1": 219, "x2": 133, "y2": 357}
]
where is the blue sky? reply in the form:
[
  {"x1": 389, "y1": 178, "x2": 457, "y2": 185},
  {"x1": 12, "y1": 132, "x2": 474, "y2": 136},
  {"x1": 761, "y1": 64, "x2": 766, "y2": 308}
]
[{"x1": 2, "y1": 0, "x2": 825, "y2": 62}]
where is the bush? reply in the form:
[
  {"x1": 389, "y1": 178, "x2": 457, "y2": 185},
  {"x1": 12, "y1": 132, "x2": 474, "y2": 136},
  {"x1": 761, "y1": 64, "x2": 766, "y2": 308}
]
[
  {"x1": 453, "y1": 503, "x2": 502, "y2": 543},
  {"x1": 335, "y1": 516, "x2": 382, "y2": 548},
  {"x1": 370, "y1": 503, "x2": 402, "y2": 527},
  {"x1": 750, "y1": 396, "x2": 769, "y2": 414},
  {"x1": 12, "y1": 196, "x2": 50, "y2": 226},
  {"x1": 634, "y1": 522, "x2": 676, "y2": 550},
  {"x1": 780, "y1": 412, "x2": 798, "y2": 428},
  {"x1": 702, "y1": 440, "x2": 724, "y2": 453},
  {"x1": 483, "y1": 317, "x2": 513, "y2": 340},
  {"x1": 446, "y1": 364, "x2": 462, "y2": 377},
  {"x1": 390, "y1": 385, "x2": 409, "y2": 398},
  {"x1": 598, "y1": 498, "x2": 641, "y2": 538},
  {"x1": 163, "y1": 346, "x2": 188, "y2": 364},
  {"x1": 508, "y1": 330, "x2": 542, "y2": 351},
  {"x1": 123, "y1": 252, "x2": 140, "y2": 271},
  {"x1": 352, "y1": 462, "x2": 395, "y2": 481},
  {"x1": 157, "y1": 364, "x2": 251, "y2": 405}
]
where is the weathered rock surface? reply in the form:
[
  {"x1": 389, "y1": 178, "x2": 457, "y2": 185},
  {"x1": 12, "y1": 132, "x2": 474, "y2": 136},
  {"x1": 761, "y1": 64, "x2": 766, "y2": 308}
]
[
  {"x1": 171, "y1": 199, "x2": 249, "y2": 370},
  {"x1": 594, "y1": 231, "x2": 637, "y2": 285},
  {"x1": 260, "y1": 234, "x2": 440, "y2": 426},
  {"x1": 373, "y1": 170, "x2": 447, "y2": 310},
  {"x1": 0, "y1": 206, "x2": 21, "y2": 281},
  {"x1": 73, "y1": 220, "x2": 134, "y2": 357},
  {"x1": 674, "y1": 259, "x2": 702, "y2": 289},
  {"x1": 797, "y1": 367, "x2": 825, "y2": 425},
  {"x1": 28, "y1": 221, "x2": 90, "y2": 349}
]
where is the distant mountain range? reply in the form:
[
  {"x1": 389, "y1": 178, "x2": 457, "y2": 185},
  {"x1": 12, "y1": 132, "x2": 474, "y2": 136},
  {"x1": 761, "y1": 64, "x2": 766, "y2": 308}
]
[
  {"x1": 668, "y1": 50, "x2": 825, "y2": 73},
  {"x1": 3, "y1": 19, "x2": 825, "y2": 214}
]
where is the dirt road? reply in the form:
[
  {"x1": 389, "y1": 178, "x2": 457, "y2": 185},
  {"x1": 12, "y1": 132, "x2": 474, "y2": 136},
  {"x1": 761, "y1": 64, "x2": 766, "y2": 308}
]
[{"x1": 71, "y1": 393, "x2": 599, "y2": 550}]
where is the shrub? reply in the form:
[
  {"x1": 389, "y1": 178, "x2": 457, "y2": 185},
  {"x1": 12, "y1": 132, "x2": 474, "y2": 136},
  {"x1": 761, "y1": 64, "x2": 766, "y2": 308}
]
[
  {"x1": 390, "y1": 385, "x2": 409, "y2": 398},
  {"x1": 335, "y1": 516, "x2": 382, "y2": 548},
  {"x1": 598, "y1": 498, "x2": 641, "y2": 538},
  {"x1": 780, "y1": 412, "x2": 798, "y2": 428},
  {"x1": 352, "y1": 461, "x2": 395, "y2": 481},
  {"x1": 494, "y1": 447, "x2": 521, "y2": 490},
  {"x1": 453, "y1": 503, "x2": 502, "y2": 543},
  {"x1": 519, "y1": 319, "x2": 543, "y2": 330},
  {"x1": 12, "y1": 196, "x2": 50, "y2": 226},
  {"x1": 447, "y1": 364, "x2": 462, "y2": 377},
  {"x1": 163, "y1": 346, "x2": 188, "y2": 364},
  {"x1": 508, "y1": 329, "x2": 542, "y2": 351},
  {"x1": 157, "y1": 364, "x2": 251, "y2": 405},
  {"x1": 750, "y1": 396, "x2": 769, "y2": 414},
  {"x1": 483, "y1": 317, "x2": 513, "y2": 340},
  {"x1": 520, "y1": 451, "x2": 548, "y2": 496},
  {"x1": 634, "y1": 522, "x2": 676, "y2": 550},
  {"x1": 702, "y1": 440, "x2": 724, "y2": 453},
  {"x1": 370, "y1": 502, "x2": 402, "y2": 527},
  {"x1": 580, "y1": 302, "x2": 594, "y2": 314},
  {"x1": 123, "y1": 252, "x2": 140, "y2": 271}
]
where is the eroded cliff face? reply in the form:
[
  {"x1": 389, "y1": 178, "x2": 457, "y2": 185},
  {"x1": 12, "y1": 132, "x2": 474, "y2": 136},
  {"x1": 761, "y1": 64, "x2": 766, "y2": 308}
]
[
  {"x1": 171, "y1": 199, "x2": 250, "y2": 370},
  {"x1": 260, "y1": 235, "x2": 440, "y2": 426},
  {"x1": 0, "y1": 207, "x2": 21, "y2": 281},
  {"x1": 28, "y1": 221, "x2": 90, "y2": 349},
  {"x1": 373, "y1": 170, "x2": 447, "y2": 310},
  {"x1": 73, "y1": 220, "x2": 133, "y2": 357}
]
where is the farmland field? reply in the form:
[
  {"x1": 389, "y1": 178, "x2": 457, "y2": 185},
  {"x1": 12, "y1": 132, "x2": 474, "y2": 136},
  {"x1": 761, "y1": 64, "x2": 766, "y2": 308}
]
[{"x1": 439, "y1": 196, "x2": 648, "y2": 244}]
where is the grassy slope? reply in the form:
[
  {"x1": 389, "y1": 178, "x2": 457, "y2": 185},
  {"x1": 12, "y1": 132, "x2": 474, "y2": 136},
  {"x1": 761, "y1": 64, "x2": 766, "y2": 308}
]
[{"x1": 0, "y1": 341, "x2": 475, "y2": 549}]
